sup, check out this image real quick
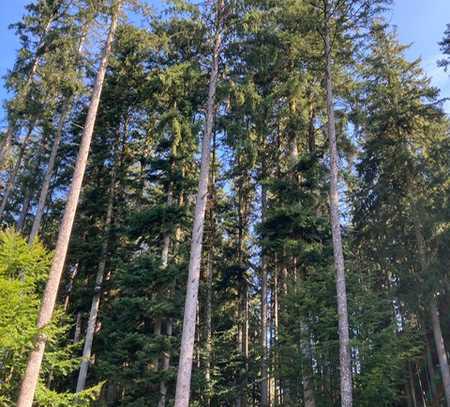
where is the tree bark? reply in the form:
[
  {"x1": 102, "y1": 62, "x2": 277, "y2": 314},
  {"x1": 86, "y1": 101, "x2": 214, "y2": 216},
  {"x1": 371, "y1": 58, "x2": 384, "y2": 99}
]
[
  {"x1": 76, "y1": 136, "x2": 118, "y2": 392},
  {"x1": 260, "y1": 186, "x2": 269, "y2": 407},
  {"x1": 415, "y1": 224, "x2": 450, "y2": 406},
  {"x1": 425, "y1": 334, "x2": 437, "y2": 398},
  {"x1": 300, "y1": 322, "x2": 316, "y2": 407},
  {"x1": 324, "y1": 21, "x2": 353, "y2": 407},
  {"x1": 29, "y1": 99, "x2": 71, "y2": 243},
  {"x1": 205, "y1": 249, "x2": 213, "y2": 405},
  {"x1": 17, "y1": 187, "x2": 33, "y2": 232},
  {"x1": 16, "y1": 2, "x2": 121, "y2": 405},
  {"x1": 173, "y1": 2, "x2": 222, "y2": 404},
  {"x1": 431, "y1": 298, "x2": 450, "y2": 406},
  {"x1": 0, "y1": 122, "x2": 35, "y2": 221},
  {"x1": 158, "y1": 187, "x2": 174, "y2": 407}
]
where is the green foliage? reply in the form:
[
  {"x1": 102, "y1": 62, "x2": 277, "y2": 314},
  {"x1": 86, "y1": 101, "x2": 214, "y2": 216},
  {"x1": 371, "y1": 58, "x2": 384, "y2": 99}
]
[{"x1": 0, "y1": 230, "x2": 100, "y2": 406}]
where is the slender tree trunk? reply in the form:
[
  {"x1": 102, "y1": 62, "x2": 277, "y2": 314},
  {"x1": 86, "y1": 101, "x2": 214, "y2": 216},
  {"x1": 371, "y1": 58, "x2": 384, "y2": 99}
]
[
  {"x1": 159, "y1": 319, "x2": 173, "y2": 407},
  {"x1": 17, "y1": 187, "x2": 33, "y2": 232},
  {"x1": 324, "y1": 22, "x2": 353, "y2": 407},
  {"x1": 240, "y1": 281, "x2": 249, "y2": 407},
  {"x1": 76, "y1": 138, "x2": 118, "y2": 392},
  {"x1": 289, "y1": 129, "x2": 317, "y2": 407},
  {"x1": 273, "y1": 263, "x2": 279, "y2": 405},
  {"x1": 426, "y1": 334, "x2": 437, "y2": 398},
  {"x1": 415, "y1": 224, "x2": 450, "y2": 406},
  {"x1": 205, "y1": 249, "x2": 213, "y2": 406},
  {"x1": 0, "y1": 122, "x2": 35, "y2": 221},
  {"x1": 408, "y1": 362, "x2": 418, "y2": 407},
  {"x1": 260, "y1": 186, "x2": 269, "y2": 407},
  {"x1": 17, "y1": 141, "x2": 47, "y2": 231},
  {"x1": 16, "y1": 3, "x2": 121, "y2": 405},
  {"x1": 158, "y1": 187, "x2": 174, "y2": 407},
  {"x1": 174, "y1": 2, "x2": 223, "y2": 405},
  {"x1": 205, "y1": 150, "x2": 216, "y2": 406},
  {"x1": 29, "y1": 99, "x2": 71, "y2": 243},
  {"x1": 74, "y1": 312, "x2": 82, "y2": 343},
  {"x1": 431, "y1": 299, "x2": 450, "y2": 407},
  {"x1": 300, "y1": 322, "x2": 316, "y2": 407}
]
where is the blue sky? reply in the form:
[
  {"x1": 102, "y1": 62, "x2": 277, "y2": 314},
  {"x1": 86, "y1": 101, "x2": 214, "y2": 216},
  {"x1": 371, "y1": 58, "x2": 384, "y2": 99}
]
[{"x1": 0, "y1": 0, "x2": 449, "y2": 121}]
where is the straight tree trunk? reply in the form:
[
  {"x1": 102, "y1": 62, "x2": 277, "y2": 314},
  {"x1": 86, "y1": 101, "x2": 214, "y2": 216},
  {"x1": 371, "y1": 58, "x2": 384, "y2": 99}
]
[
  {"x1": 205, "y1": 249, "x2": 213, "y2": 405},
  {"x1": 324, "y1": 23, "x2": 353, "y2": 407},
  {"x1": 76, "y1": 137, "x2": 118, "y2": 392},
  {"x1": 408, "y1": 363, "x2": 418, "y2": 407},
  {"x1": 29, "y1": 98, "x2": 71, "y2": 243},
  {"x1": 260, "y1": 185, "x2": 269, "y2": 407},
  {"x1": 159, "y1": 319, "x2": 173, "y2": 407},
  {"x1": 174, "y1": 2, "x2": 223, "y2": 404},
  {"x1": 17, "y1": 187, "x2": 33, "y2": 232},
  {"x1": 204, "y1": 141, "x2": 217, "y2": 406},
  {"x1": 425, "y1": 334, "x2": 437, "y2": 398},
  {"x1": 158, "y1": 187, "x2": 174, "y2": 407},
  {"x1": 415, "y1": 224, "x2": 450, "y2": 406},
  {"x1": 288, "y1": 126, "x2": 316, "y2": 407},
  {"x1": 17, "y1": 140, "x2": 47, "y2": 231},
  {"x1": 273, "y1": 263, "x2": 279, "y2": 405},
  {"x1": 0, "y1": 122, "x2": 35, "y2": 221},
  {"x1": 300, "y1": 322, "x2": 316, "y2": 407},
  {"x1": 16, "y1": 3, "x2": 121, "y2": 405},
  {"x1": 431, "y1": 298, "x2": 450, "y2": 406}
]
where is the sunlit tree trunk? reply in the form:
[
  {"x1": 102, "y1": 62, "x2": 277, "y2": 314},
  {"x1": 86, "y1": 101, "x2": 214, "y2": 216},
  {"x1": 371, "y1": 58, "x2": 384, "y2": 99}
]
[
  {"x1": 324, "y1": 17, "x2": 352, "y2": 407},
  {"x1": 16, "y1": 3, "x2": 121, "y2": 405},
  {"x1": 174, "y1": 2, "x2": 223, "y2": 405},
  {"x1": 29, "y1": 99, "x2": 71, "y2": 243}
]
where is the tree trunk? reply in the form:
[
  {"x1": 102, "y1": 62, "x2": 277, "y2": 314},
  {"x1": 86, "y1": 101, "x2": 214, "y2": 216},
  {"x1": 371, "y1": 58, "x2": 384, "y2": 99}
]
[
  {"x1": 17, "y1": 187, "x2": 33, "y2": 232},
  {"x1": 426, "y1": 334, "x2": 437, "y2": 398},
  {"x1": 431, "y1": 299, "x2": 450, "y2": 407},
  {"x1": 415, "y1": 224, "x2": 450, "y2": 406},
  {"x1": 76, "y1": 138, "x2": 118, "y2": 392},
  {"x1": 324, "y1": 22, "x2": 353, "y2": 407},
  {"x1": 205, "y1": 249, "x2": 213, "y2": 406},
  {"x1": 240, "y1": 280, "x2": 249, "y2": 407},
  {"x1": 300, "y1": 322, "x2": 316, "y2": 407},
  {"x1": 260, "y1": 186, "x2": 269, "y2": 407},
  {"x1": 0, "y1": 122, "x2": 35, "y2": 221},
  {"x1": 289, "y1": 127, "x2": 317, "y2": 407},
  {"x1": 158, "y1": 187, "x2": 174, "y2": 407},
  {"x1": 29, "y1": 99, "x2": 71, "y2": 243},
  {"x1": 16, "y1": 3, "x2": 121, "y2": 405},
  {"x1": 74, "y1": 312, "x2": 82, "y2": 343},
  {"x1": 159, "y1": 319, "x2": 173, "y2": 407},
  {"x1": 408, "y1": 362, "x2": 418, "y2": 407},
  {"x1": 273, "y1": 263, "x2": 279, "y2": 405},
  {"x1": 173, "y1": 2, "x2": 222, "y2": 405}
]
